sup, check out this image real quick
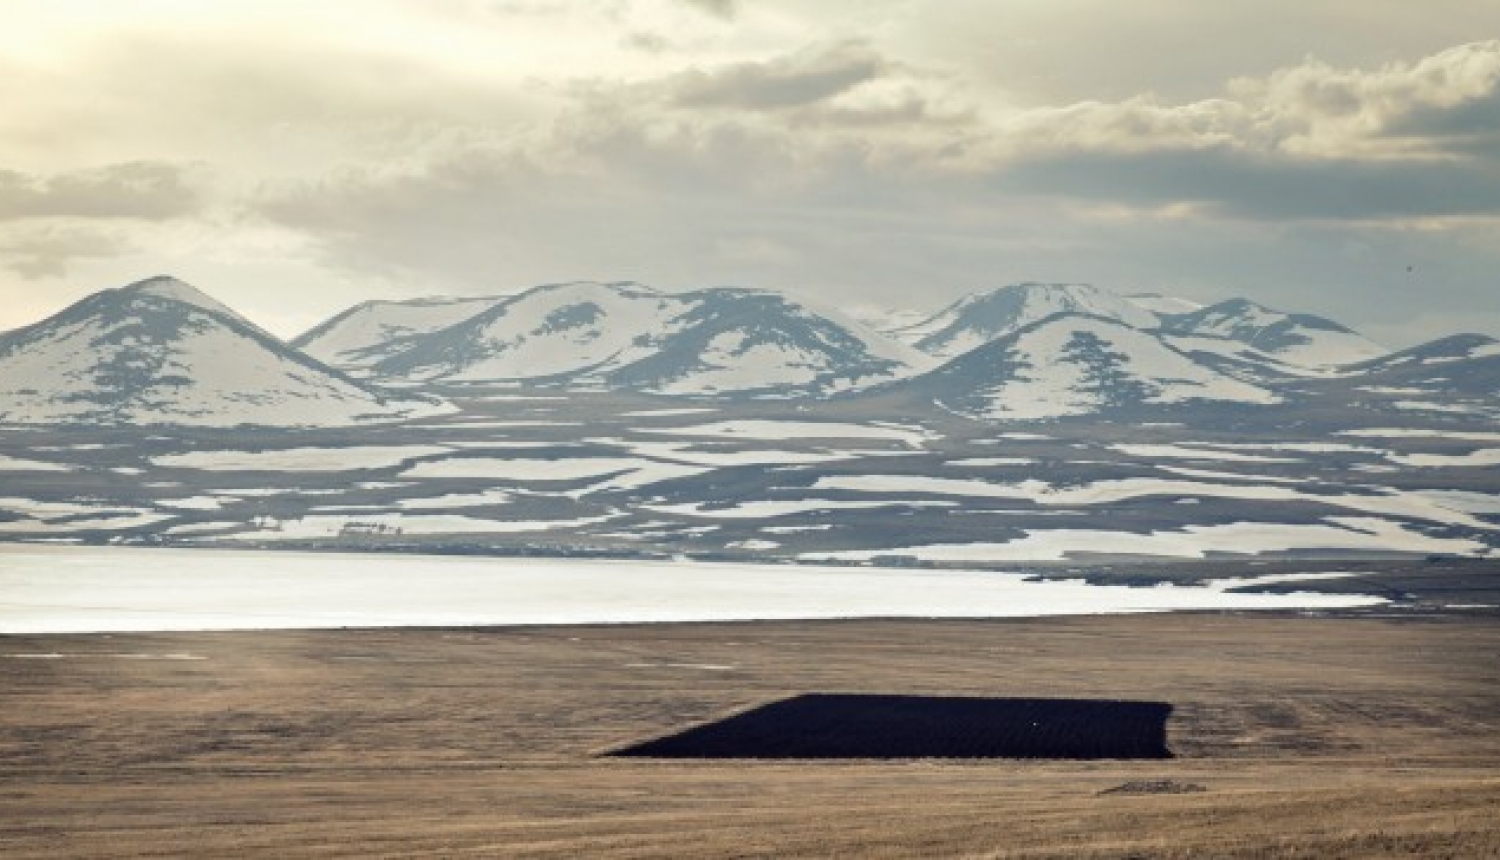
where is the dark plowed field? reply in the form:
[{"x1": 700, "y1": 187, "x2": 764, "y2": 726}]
[
  {"x1": 4, "y1": 613, "x2": 1499, "y2": 858},
  {"x1": 612, "y1": 694, "x2": 1173, "y2": 759}
]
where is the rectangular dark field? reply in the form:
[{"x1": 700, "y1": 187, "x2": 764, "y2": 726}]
[{"x1": 610, "y1": 694, "x2": 1173, "y2": 760}]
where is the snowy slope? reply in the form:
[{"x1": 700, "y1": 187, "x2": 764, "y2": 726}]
[
  {"x1": 1340, "y1": 334, "x2": 1500, "y2": 398},
  {"x1": 896, "y1": 283, "x2": 1163, "y2": 358},
  {"x1": 0, "y1": 276, "x2": 447, "y2": 427},
  {"x1": 907, "y1": 313, "x2": 1279, "y2": 421},
  {"x1": 601, "y1": 289, "x2": 934, "y2": 396},
  {"x1": 293, "y1": 295, "x2": 506, "y2": 369},
  {"x1": 1160, "y1": 299, "x2": 1387, "y2": 368},
  {"x1": 1125, "y1": 293, "x2": 1203, "y2": 315},
  {"x1": 371, "y1": 281, "x2": 930, "y2": 396},
  {"x1": 374, "y1": 282, "x2": 688, "y2": 381},
  {"x1": 1349, "y1": 334, "x2": 1500, "y2": 374}
]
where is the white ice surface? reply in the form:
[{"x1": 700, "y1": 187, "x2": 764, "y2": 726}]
[{"x1": 0, "y1": 545, "x2": 1383, "y2": 634}]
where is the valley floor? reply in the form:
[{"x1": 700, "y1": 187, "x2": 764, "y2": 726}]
[{"x1": 4, "y1": 612, "x2": 1499, "y2": 858}]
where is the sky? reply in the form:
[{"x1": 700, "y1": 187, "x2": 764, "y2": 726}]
[{"x1": 1, "y1": 0, "x2": 1498, "y2": 347}]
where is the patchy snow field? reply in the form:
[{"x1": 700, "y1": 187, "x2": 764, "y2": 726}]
[
  {"x1": 1110, "y1": 444, "x2": 1297, "y2": 463},
  {"x1": 809, "y1": 476, "x2": 1491, "y2": 528},
  {"x1": 1388, "y1": 448, "x2": 1500, "y2": 468},
  {"x1": 805, "y1": 517, "x2": 1487, "y2": 562},
  {"x1": 212, "y1": 512, "x2": 617, "y2": 540},
  {"x1": 153, "y1": 446, "x2": 451, "y2": 471},
  {"x1": 638, "y1": 420, "x2": 932, "y2": 447},
  {"x1": 1340, "y1": 428, "x2": 1500, "y2": 442},
  {"x1": 0, "y1": 455, "x2": 74, "y2": 472},
  {"x1": 0, "y1": 545, "x2": 1382, "y2": 634},
  {"x1": 645, "y1": 499, "x2": 958, "y2": 518},
  {"x1": 401, "y1": 456, "x2": 708, "y2": 491}
]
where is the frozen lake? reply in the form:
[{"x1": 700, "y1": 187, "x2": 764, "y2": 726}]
[{"x1": 0, "y1": 545, "x2": 1383, "y2": 634}]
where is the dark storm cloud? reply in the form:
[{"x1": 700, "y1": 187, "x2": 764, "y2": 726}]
[
  {"x1": 0, "y1": 162, "x2": 201, "y2": 222},
  {"x1": 992, "y1": 147, "x2": 1500, "y2": 221},
  {"x1": 1384, "y1": 90, "x2": 1500, "y2": 156}
]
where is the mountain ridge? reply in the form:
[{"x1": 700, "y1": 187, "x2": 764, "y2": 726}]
[
  {"x1": 0, "y1": 277, "x2": 447, "y2": 427},
  {"x1": 2, "y1": 274, "x2": 1494, "y2": 426}
]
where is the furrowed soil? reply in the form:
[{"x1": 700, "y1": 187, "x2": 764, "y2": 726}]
[{"x1": 3, "y1": 613, "x2": 1499, "y2": 858}]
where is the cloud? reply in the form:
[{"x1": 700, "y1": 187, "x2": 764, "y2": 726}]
[
  {"x1": 985, "y1": 41, "x2": 1500, "y2": 160},
  {"x1": 0, "y1": 162, "x2": 202, "y2": 222},
  {"x1": 240, "y1": 38, "x2": 1500, "y2": 349},
  {"x1": 966, "y1": 41, "x2": 1500, "y2": 220},
  {"x1": 255, "y1": 39, "x2": 1500, "y2": 291},
  {"x1": 0, "y1": 223, "x2": 133, "y2": 278},
  {"x1": 1244, "y1": 39, "x2": 1500, "y2": 157},
  {"x1": 669, "y1": 42, "x2": 892, "y2": 110},
  {"x1": 680, "y1": 0, "x2": 738, "y2": 20}
]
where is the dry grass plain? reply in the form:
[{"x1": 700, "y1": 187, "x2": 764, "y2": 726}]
[{"x1": 3, "y1": 612, "x2": 1499, "y2": 858}]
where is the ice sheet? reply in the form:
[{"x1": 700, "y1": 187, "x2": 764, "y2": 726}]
[{"x1": 0, "y1": 545, "x2": 1384, "y2": 633}]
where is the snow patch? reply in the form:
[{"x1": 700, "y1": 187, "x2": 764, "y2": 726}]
[{"x1": 153, "y1": 446, "x2": 451, "y2": 471}]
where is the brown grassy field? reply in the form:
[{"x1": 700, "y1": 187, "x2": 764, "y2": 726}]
[{"x1": 3, "y1": 612, "x2": 1499, "y2": 858}]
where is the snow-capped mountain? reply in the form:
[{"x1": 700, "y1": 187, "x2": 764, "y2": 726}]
[
  {"x1": 897, "y1": 313, "x2": 1279, "y2": 421},
  {"x1": 1159, "y1": 299, "x2": 1386, "y2": 368},
  {"x1": 0, "y1": 276, "x2": 446, "y2": 427},
  {"x1": 292, "y1": 294, "x2": 507, "y2": 370},
  {"x1": 894, "y1": 283, "x2": 1165, "y2": 359},
  {"x1": 359, "y1": 281, "x2": 932, "y2": 396}
]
